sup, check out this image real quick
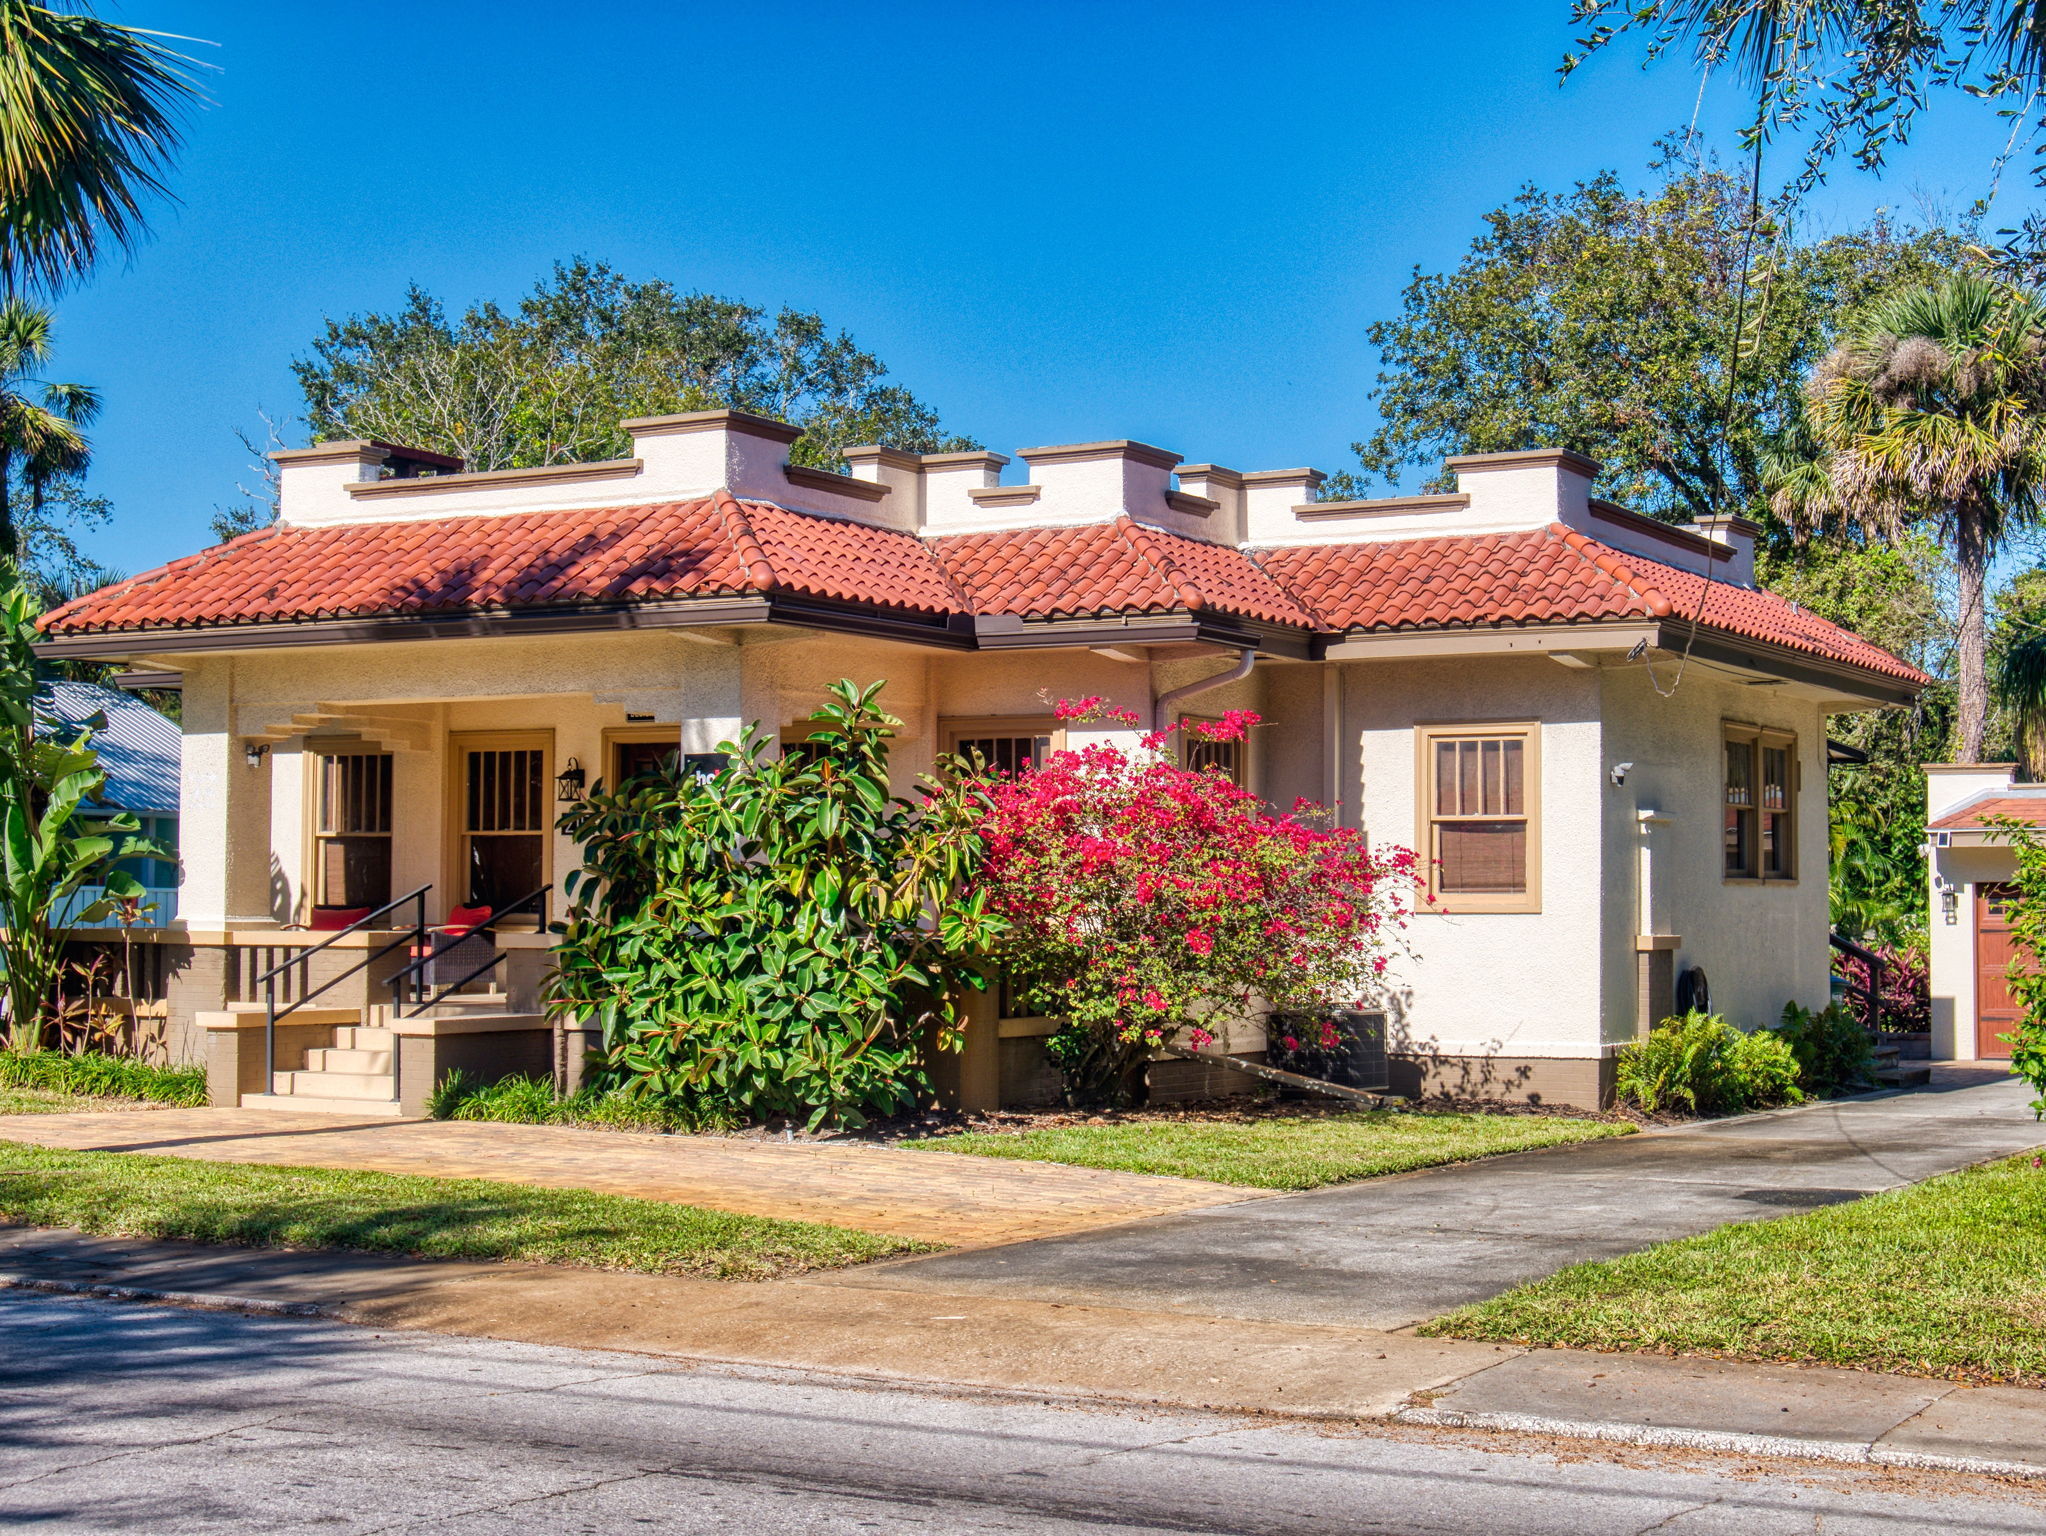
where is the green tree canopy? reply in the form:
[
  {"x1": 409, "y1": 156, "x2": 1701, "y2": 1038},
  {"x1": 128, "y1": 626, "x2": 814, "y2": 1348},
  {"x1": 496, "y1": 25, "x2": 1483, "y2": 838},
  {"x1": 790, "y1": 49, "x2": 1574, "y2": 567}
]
[
  {"x1": 292, "y1": 259, "x2": 978, "y2": 479},
  {"x1": 1342, "y1": 155, "x2": 1964, "y2": 521}
]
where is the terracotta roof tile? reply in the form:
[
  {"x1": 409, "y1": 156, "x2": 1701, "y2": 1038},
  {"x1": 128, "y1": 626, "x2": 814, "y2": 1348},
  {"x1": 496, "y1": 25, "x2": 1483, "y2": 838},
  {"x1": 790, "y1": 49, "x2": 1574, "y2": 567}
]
[
  {"x1": 930, "y1": 516, "x2": 1314, "y2": 627},
  {"x1": 1929, "y1": 794, "x2": 2046, "y2": 830}
]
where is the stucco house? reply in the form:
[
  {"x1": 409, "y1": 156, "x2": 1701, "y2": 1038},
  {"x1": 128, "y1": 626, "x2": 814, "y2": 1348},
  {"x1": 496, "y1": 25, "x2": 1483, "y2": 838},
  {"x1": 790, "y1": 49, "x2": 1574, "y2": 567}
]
[
  {"x1": 1925, "y1": 765, "x2": 2046, "y2": 1064},
  {"x1": 34, "y1": 411, "x2": 1926, "y2": 1114}
]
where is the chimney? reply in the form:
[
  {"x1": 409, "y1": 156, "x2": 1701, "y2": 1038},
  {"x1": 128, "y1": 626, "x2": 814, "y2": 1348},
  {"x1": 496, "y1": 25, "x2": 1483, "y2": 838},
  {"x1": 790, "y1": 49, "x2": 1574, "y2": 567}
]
[
  {"x1": 622, "y1": 409, "x2": 804, "y2": 502},
  {"x1": 1446, "y1": 448, "x2": 1598, "y2": 532},
  {"x1": 1015, "y1": 440, "x2": 1181, "y2": 528},
  {"x1": 1689, "y1": 514, "x2": 1759, "y2": 587},
  {"x1": 1241, "y1": 467, "x2": 1326, "y2": 543},
  {"x1": 919, "y1": 450, "x2": 1013, "y2": 533},
  {"x1": 273, "y1": 440, "x2": 458, "y2": 527},
  {"x1": 1174, "y1": 464, "x2": 1245, "y2": 543}
]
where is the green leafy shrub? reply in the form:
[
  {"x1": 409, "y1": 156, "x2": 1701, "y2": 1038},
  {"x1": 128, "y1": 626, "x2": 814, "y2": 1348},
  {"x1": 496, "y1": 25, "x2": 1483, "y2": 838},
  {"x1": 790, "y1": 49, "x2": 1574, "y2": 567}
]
[
  {"x1": 548, "y1": 680, "x2": 1000, "y2": 1130},
  {"x1": 1614, "y1": 1012, "x2": 1804, "y2": 1117},
  {"x1": 1774, "y1": 1001, "x2": 1875, "y2": 1097},
  {"x1": 1985, "y1": 815, "x2": 2046, "y2": 1119},
  {"x1": 425, "y1": 1071, "x2": 721, "y2": 1134},
  {"x1": 0, "y1": 1049, "x2": 206, "y2": 1105}
]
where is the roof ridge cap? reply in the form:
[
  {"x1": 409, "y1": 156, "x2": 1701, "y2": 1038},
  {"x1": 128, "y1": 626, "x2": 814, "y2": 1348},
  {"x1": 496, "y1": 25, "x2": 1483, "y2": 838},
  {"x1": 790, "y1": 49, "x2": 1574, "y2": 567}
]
[
  {"x1": 1550, "y1": 523, "x2": 1673, "y2": 618},
  {"x1": 711, "y1": 489, "x2": 779, "y2": 592},
  {"x1": 1118, "y1": 515, "x2": 1207, "y2": 612}
]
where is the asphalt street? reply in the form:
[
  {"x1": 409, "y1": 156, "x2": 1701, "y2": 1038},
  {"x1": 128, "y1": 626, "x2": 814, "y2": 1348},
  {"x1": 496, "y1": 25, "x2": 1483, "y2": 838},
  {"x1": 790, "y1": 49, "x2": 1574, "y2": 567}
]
[{"x1": 2, "y1": 1291, "x2": 2040, "y2": 1534}]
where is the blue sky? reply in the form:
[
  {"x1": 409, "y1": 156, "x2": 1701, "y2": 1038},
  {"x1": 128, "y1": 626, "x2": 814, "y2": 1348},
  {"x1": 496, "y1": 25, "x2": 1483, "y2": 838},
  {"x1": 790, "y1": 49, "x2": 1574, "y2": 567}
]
[{"x1": 49, "y1": 0, "x2": 2038, "y2": 575}]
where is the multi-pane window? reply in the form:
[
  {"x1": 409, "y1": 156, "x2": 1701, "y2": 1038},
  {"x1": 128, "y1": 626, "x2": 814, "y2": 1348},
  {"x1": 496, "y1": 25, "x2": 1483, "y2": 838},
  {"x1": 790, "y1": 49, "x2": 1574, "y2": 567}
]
[
  {"x1": 1180, "y1": 716, "x2": 1247, "y2": 787},
  {"x1": 1418, "y1": 724, "x2": 1539, "y2": 912},
  {"x1": 943, "y1": 719, "x2": 1063, "y2": 777},
  {"x1": 1724, "y1": 725, "x2": 1796, "y2": 881},
  {"x1": 459, "y1": 742, "x2": 547, "y2": 911},
  {"x1": 315, "y1": 752, "x2": 393, "y2": 910}
]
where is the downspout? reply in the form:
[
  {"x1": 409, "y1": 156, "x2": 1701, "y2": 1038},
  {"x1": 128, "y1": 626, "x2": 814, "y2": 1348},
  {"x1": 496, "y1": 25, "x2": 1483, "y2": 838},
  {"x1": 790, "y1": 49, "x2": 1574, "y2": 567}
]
[{"x1": 1152, "y1": 647, "x2": 1257, "y2": 733}]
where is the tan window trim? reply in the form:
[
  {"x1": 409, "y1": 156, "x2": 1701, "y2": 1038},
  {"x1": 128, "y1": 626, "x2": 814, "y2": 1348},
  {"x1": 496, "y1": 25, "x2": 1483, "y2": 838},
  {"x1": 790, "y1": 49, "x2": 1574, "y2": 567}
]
[
  {"x1": 446, "y1": 730, "x2": 554, "y2": 927},
  {"x1": 1178, "y1": 713, "x2": 1254, "y2": 790},
  {"x1": 1415, "y1": 720, "x2": 1541, "y2": 915},
  {"x1": 939, "y1": 716, "x2": 1068, "y2": 776},
  {"x1": 1722, "y1": 721, "x2": 1799, "y2": 885}
]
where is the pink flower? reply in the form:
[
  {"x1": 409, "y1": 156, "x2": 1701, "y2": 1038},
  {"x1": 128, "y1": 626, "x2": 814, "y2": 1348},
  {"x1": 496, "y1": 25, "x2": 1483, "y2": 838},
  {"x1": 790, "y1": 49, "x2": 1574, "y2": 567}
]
[{"x1": 1185, "y1": 928, "x2": 1214, "y2": 956}]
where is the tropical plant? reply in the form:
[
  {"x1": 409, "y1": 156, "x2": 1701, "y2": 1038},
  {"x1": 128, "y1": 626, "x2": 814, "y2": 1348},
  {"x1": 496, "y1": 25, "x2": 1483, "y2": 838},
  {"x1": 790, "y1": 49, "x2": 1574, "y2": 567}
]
[
  {"x1": 1786, "y1": 271, "x2": 2046, "y2": 761},
  {"x1": 1614, "y1": 1010, "x2": 1804, "y2": 1116},
  {"x1": 1561, "y1": 3, "x2": 2046, "y2": 208},
  {"x1": 1983, "y1": 814, "x2": 2046, "y2": 1118},
  {"x1": 293, "y1": 259, "x2": 977, "y2": 482},
  {"x1": 0, "y1": 298, "x2": 95, "y2": 560},
  {"x1": 973, "y1": 700, "x2": 1419, "y2": 1107},
  {"x1": 1774, "y1": 999, "x2": 1876, "y2": 1096},
  {"x1": 0, "y1": 0, "x2": 201, "y2": 295},
  {"x1": 547, "y1": 680, "x2": 1001, "y2": 1130},
  {"x1": 1340, "y1": 153, "x2": 1962, "y2": 519},
  {"x1": 0, "y1": 580, "x2": 157, "y2": 1051},
  {"x1": 1831, "y1": 938, "x2": 1933, "y2": 1032}
]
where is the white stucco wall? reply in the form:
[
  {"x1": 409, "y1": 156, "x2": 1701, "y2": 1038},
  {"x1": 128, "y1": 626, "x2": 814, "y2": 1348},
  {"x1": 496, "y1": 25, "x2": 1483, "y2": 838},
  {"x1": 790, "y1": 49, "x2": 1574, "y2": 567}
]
[{"x1": 1599, "y1": 666, "x2": 1833, "y2": 1032}]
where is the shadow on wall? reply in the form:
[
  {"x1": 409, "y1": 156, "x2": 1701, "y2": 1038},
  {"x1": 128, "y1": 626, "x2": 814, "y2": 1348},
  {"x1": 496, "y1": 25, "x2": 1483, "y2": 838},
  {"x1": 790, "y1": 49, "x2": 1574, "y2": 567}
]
[{"x1": 1386, "y1": 1034, "x2": 1539, "y2": 1104}]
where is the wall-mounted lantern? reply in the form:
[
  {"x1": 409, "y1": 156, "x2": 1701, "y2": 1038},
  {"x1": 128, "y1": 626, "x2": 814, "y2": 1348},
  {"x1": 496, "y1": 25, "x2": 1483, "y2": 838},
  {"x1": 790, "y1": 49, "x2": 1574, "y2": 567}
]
[
  {"x1": 1942, "y1": 888, "x2": 1959, "y2": 926},
  {"x1": 242, "y1": 741, "x2": 270, "y2": 769},
  {"x1": 555, "y1": 757, "x2": 587, "y2": 803}
]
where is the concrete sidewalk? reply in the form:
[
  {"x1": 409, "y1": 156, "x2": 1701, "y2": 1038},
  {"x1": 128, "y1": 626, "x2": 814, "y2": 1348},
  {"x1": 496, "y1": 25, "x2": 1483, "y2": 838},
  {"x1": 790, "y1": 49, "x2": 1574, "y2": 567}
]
[
  {"x1": 827, "y1": 1068, "x2": 2046, "y2": 1327},
  {"x1": 4, "y1": 1223, "x2": 2044, "y2": 1481}
]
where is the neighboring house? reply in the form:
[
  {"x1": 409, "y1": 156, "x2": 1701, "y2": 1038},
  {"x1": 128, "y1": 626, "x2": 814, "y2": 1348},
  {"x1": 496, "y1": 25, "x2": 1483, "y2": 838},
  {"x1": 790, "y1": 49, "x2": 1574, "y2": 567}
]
[
  {"x1": 39, "y1": 679, "x2": 181, "y2": 929},
  {"x1": 1925, "y1": 766, "x2": 2044, "y2": 1064},
  {"x1": 33, "y1": 412, "x2": 1926, "y2": 1114}
]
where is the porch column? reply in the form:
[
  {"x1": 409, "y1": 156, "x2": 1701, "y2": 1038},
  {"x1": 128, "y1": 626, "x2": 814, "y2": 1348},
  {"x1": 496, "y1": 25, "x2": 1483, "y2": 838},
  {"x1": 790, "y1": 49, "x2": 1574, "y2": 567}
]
[
  {"x1": 177, "y1": 659, "x2": 276, "y2": 929},
  {"x1": 1634, "y1": 808, "x2": 1679, "y2": 1036}
]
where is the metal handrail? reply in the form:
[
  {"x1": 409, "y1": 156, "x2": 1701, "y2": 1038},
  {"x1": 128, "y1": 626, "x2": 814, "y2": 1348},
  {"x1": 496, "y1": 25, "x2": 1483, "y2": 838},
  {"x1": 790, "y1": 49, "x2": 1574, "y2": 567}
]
[
  {"x1": 264, "y1": 885, "x2": 432, "y2": 1089},
  {"x1": 1829, "y1": 930, "x2": 1888, "y2": 1032},
  {"x1": 388, "y1": 885, "x2": 552, "y2": 1020}
]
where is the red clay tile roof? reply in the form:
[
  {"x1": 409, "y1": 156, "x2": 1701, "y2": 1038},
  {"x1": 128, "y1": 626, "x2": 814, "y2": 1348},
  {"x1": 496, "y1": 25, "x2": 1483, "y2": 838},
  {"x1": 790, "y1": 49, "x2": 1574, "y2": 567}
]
[
  {"x1": 930, "y1": 516, "x2": 1313, "y2": 626},
  {"x1": 37, "y1": 498, "x2": 1927, "y2": 690},
  {"x1": 1929, "y1": 794, "x2": 2046, "y2": 830},
  {"x1": 41, "y1": 492, "x2": 965, "y2": 633},
  {"x1": 1258, "y1": 524, "x2": 1928, "y2": 685}
]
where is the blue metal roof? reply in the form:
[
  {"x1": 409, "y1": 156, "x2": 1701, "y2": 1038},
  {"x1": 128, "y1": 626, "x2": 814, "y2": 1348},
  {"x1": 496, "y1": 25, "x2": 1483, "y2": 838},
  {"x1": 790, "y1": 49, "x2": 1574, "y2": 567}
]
[{"x1": 35, "y1": 681, "x2": 180, "y2": 817}]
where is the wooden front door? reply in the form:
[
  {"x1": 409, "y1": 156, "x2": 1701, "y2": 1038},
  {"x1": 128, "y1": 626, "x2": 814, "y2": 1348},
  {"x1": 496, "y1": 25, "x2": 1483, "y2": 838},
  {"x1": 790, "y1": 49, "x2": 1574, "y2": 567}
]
[{"x1": 1977, "y1": 883, "x2": 2022, "y2": 1059}]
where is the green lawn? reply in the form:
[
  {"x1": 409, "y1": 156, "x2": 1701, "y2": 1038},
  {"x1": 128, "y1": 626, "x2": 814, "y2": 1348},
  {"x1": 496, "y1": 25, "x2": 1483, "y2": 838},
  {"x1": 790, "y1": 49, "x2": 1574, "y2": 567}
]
[
  {"x1": 0, "y1": 1086, "x2": 156, "y2": 1116},
  {"x1": 0, "y1": 1140, "x2": 928, "y2": 1281},
  {"x1": 1423, "y1": 1152, "x2": 2046, "y2": 1385},
  {"x1": 910, "y1": 1110, "x2": 1634, "y2": 1190}
]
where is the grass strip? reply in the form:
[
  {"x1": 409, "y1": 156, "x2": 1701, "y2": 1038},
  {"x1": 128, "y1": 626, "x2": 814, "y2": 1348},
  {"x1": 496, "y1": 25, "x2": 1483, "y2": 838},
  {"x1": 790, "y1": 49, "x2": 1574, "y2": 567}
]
[
  {"x1": 910, "y1": 1110, "x2": 1633, "y2": 1190},
  {"x1": 0, "y1": 1140, "x2": 928, "y2": 1281},
  {"x1": 1423, "y1": 1152, "x2": 2046, "y2": 1385},
  {"x1": 0, "y1": 1086, "x2": 157, "y2": 1116},
  {"x1": 0, "y1": 1051, "x2": 207, "y2": 1107},
  {"x1": 427, "y1": 1072, "x2": 726, "y2": 1135}
]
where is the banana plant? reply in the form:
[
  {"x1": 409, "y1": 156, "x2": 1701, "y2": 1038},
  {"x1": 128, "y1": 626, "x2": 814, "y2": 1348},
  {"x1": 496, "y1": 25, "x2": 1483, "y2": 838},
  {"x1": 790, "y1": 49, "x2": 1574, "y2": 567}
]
[{"x1": 0, "y1": 581, "x2": 161, "y2": 1052}]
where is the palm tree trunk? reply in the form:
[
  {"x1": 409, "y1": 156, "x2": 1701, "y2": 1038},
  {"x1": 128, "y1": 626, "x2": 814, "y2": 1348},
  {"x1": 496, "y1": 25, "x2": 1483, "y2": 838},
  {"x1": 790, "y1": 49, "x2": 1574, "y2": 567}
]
[
  {"x1": 0, "y1": 449, "x2": 14, "y2": 561},
  {"x1": 1956, "y1": 501, "x2": 1991, "y2": 763}
]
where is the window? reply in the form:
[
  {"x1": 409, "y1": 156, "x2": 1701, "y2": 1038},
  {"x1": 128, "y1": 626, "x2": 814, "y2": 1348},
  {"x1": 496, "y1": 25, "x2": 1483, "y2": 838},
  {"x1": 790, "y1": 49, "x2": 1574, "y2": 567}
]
[
  {"x1": 941, "y1": 718, "x2": 1065, "y2": 777},
  {"x1": 315, "y1": 752, "x2": 393, "y2": 910},
  {"x1": 609, "y1": 733, "x2": 728, "y2": 789},
  {"x1": 452, "y1": 735, "x2": 549, "y2": 914},
  {"x1": 1724, "y1": 724, "x2": 1796, "y2": 881},
  {"x1": 1180, "y1": 715, "x2": 1248, "y2": 787},
  {"x1": 1417, "y1": 723, "x2": 1539, "y2": 912}
]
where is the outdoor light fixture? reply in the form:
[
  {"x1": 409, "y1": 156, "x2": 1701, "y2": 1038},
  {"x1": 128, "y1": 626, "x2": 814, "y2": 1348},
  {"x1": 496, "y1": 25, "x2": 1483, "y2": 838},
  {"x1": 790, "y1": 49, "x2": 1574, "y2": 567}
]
[
  {"x1": 242, "y1": 741, "x2": 269, "y2": 768},
  {"x1": 555, "y1": 758, "x2": 587, "y2": 803},
  {"x1": 1943, "y1": 889, "x2": 1959, "y2": 925}
]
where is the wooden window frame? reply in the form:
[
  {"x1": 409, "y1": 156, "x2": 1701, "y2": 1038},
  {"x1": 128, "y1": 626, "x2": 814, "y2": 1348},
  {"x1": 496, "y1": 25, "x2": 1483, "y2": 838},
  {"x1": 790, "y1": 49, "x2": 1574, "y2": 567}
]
[
  {"x1": 308, "y1": 747, "x2": 395, "y2": 915},
  {"x1": 1414, "y1": 720, "x2": 1541, "y2": 915},
  {"x1": 1723, "y1": 722, "x2": 1798, "y2": 885},
  {"x1": 445, "y1": 730, "x2": 554, "y2": 924},
  {"x1": 938, "y1": 716, "x2": 1068, "y2": 776}
]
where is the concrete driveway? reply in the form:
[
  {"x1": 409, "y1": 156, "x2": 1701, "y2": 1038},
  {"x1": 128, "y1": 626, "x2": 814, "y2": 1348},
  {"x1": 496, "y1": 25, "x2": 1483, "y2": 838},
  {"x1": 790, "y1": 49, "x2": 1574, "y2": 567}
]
[{"x1": 822, "y1": 1067, "x2": 2046, "y2": 1329}]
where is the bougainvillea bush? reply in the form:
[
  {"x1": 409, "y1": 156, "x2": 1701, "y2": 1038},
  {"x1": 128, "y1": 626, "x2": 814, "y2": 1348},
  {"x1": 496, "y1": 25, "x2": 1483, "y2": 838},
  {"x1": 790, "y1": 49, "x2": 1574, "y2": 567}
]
[{"x1": 973, "y1": 700, "x2": 1420, "y2": 1106}]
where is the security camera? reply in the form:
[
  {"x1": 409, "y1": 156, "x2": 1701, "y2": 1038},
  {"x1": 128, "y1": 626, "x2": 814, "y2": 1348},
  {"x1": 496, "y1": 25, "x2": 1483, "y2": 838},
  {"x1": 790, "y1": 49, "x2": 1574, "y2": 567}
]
[{"x1": 1609, "y1": 762, "x2": 1632, "y2": 785}]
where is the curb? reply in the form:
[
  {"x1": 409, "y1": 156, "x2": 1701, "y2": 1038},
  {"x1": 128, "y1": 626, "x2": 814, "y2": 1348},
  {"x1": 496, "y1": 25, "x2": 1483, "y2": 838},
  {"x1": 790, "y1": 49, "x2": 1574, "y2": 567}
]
[
  {"x1": 0, "y1": 1270, "x2": 332, "y2": 1318},
  {"x1": 1394, "y1": 1406, "x2": 2046, "y2": 1483}
]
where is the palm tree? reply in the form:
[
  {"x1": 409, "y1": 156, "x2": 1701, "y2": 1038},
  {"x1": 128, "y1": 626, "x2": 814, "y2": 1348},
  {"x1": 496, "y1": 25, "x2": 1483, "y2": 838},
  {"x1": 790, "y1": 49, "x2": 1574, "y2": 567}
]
[
  {"x1": 1787, "y1": 272, "x2": 2046, "y2": 762},
  {"x1": 0, "y1": 297, "x2": 94, "y2": 560},
  {"x1": 0, "y1": 1, "x2": 200, "y2": 295}
]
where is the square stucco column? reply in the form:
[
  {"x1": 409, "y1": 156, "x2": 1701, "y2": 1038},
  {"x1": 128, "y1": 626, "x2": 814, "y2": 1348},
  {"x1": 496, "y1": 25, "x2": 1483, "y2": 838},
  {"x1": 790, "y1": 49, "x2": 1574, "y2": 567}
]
[{"x1": 177, "y1": 659, "x2": 277, "y2": 929}]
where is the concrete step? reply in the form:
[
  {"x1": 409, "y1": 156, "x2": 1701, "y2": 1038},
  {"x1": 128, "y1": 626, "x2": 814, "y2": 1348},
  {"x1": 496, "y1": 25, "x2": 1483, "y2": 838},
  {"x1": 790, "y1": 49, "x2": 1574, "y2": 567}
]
[
  {"x1": 270, "y1": 1069, "x2": 394, "y2": 1100},
  {"x1": 1876, "y1": 1064, "x2": 1934, "y2": 1087},
  {"x1": 239, "y1": 1092, "x2": 404, "y2": 1117},
  {"x1": 331, "y1": 1027, "x2": 395, "y2": 1051},
  {"x1": 302, "y1": 1047, "x2": 393, "y2": 1074}
]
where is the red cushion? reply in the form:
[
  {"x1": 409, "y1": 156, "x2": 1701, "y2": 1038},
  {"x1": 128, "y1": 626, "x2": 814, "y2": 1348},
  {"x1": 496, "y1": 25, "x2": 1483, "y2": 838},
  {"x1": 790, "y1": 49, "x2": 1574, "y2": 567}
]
[
  {"x1": 439, "y1": 904, "x2": 493, "y2": 938},
  {"x1": 309, "y1": 906, "x2": 372, "y2": 932}
]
